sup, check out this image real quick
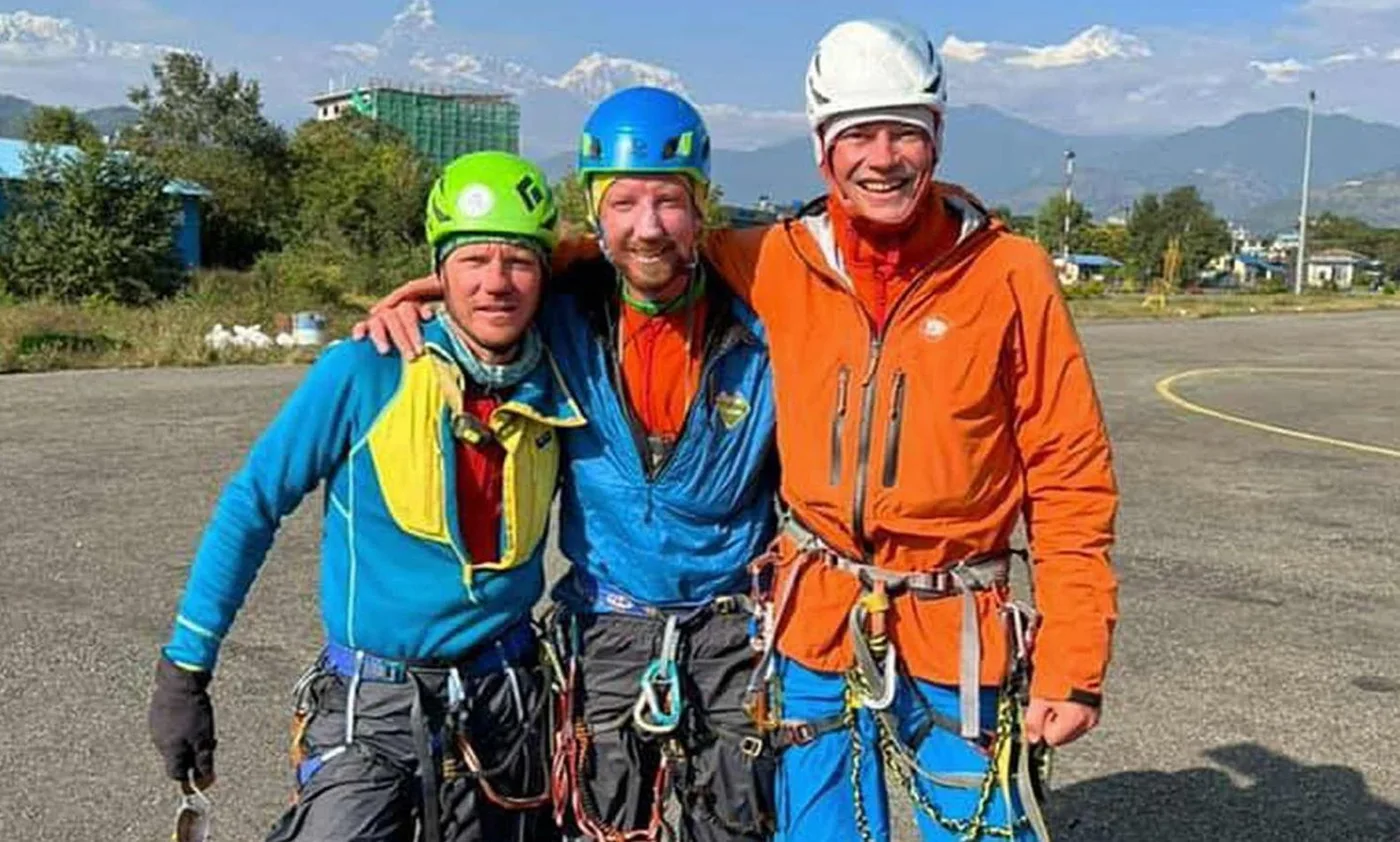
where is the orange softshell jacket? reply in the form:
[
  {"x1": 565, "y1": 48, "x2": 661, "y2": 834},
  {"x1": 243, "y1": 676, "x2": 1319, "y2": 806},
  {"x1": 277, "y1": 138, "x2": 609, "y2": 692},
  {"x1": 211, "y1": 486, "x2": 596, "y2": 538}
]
[{"x1": 703, "y1": 184, "x2": 1120, "y2": 703}]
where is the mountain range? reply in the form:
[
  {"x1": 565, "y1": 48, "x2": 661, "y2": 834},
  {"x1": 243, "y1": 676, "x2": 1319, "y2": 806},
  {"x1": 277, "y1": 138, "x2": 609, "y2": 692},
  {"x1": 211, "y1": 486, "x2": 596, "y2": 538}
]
[
  {"x1": 4, "y1": 94, "x2": 1399, "y2": 235},
  {"x1": 539, "y1": 106, "x2": 1400, "y2": 233},
  {"x1": 0, "y1": 93, "x2": 138, "y2": 139}
]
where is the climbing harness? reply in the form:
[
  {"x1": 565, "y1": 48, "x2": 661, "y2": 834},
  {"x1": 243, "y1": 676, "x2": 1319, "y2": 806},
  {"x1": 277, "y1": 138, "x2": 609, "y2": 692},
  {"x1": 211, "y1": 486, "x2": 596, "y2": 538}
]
[
  {"x1": 288, "y1": 625, "x2": 552, "y2": 842},
  {"x1": 744, "y1": 508, "x2": 1055, "y2": 841},
  {"x1": 549, "y1": 609, "x2": 675, "y2": 842},
  {"x1": 546, "y1": 594, "x2": 770, "y2": 842}
]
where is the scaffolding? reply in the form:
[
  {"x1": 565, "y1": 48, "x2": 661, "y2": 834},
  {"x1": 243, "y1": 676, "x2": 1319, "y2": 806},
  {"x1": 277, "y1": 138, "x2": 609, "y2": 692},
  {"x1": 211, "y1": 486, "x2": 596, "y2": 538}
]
[{"x1": 319, "y1": 79, "x2": 521, "y2": 168}]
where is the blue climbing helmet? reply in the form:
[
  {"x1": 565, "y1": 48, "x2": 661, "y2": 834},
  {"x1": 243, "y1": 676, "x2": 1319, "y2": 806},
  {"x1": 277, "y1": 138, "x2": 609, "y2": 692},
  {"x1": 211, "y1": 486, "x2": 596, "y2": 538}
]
[{"x1": 577, "y1": 86, "x2": 712, "y2": 220}]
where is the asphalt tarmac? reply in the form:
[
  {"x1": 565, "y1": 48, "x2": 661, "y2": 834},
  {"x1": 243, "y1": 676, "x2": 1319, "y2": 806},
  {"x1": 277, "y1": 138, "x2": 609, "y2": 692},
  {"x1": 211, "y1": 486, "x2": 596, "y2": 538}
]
[{"x1": 2, "y1": 309, "x2": 1397, "y2": 841}]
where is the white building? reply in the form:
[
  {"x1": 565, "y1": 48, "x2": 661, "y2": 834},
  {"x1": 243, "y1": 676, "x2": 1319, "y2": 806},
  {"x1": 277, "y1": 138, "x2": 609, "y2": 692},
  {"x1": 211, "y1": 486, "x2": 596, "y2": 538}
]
[{"x1": 1305, "y1": 249, "x2": 1371, "y2": 290}]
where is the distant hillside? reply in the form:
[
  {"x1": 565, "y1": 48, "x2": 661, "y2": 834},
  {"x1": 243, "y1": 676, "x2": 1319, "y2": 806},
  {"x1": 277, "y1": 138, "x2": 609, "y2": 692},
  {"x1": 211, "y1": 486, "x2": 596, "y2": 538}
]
[
  {"x1": 0, "y1": 93, "x2": 139, "y2": 139},
  {"x1": 1244, "y1": 169, "x2": 1400, "y2": 233},
  {"x1": 628, "y1": 105, "x2": 1400, "y2": 228}
]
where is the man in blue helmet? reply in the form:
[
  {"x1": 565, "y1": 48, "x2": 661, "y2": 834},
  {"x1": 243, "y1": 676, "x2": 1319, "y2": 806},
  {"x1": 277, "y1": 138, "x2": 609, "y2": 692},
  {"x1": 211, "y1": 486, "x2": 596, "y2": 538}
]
[{"x1": 359, "y1": 86, "x2": 780, "y2": 842}]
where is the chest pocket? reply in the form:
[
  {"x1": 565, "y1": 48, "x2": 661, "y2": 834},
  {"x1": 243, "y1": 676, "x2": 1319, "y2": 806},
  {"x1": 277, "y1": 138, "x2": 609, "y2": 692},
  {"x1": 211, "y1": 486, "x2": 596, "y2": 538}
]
[
  {"x1": 365, "y1": 356, "x2": 453, "y2": 545},
  {"x1": 431, "y1": 355, "x2": 563, "y2": 572},
  {"x1": 366, "y1": 354, "x2": 565, "y2": 573}
]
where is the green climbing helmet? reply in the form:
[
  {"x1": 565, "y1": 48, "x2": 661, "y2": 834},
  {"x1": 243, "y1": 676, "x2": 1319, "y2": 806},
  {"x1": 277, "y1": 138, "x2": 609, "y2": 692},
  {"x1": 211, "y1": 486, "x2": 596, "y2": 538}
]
[{"x1": 424, "y1": 151, "x2": 559, "y2": 267}]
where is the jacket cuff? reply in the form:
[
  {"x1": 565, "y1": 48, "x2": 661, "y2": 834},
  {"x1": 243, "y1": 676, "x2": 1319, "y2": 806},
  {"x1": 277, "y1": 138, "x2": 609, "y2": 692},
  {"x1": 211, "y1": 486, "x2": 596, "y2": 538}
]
[{"x1": 163, "y1": 614, "x2": 223, "y2": 672}]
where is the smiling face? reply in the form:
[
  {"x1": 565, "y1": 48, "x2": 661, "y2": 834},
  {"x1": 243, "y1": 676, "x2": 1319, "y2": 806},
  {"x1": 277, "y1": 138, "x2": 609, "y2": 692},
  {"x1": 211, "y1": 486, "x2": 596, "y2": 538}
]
[
  {"x1": 595, "y1": 174, "x2": 703, "y2": 298},
  {"x1": 439, "y1": 240, "x2": 546, "y2": 361},
  {"x1": 824, "y1": 119, "x2": 936, "y2": 228}
]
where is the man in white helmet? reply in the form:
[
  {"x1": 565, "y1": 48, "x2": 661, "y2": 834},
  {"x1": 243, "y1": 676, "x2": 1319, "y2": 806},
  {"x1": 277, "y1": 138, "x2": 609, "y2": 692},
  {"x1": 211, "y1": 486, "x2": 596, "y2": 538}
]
[
  {"x1": 698, "y1": 20, "x2": 1120, "y2": 841},
  {"x1": 356, "y1": 18, "x2": 1119, "y2": 842}
]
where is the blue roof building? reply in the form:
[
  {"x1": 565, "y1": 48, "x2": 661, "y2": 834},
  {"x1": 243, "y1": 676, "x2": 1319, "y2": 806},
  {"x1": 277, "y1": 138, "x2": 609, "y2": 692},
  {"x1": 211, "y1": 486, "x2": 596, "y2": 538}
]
[
  {"x1": 1055, "y1": 253, "x2": 1124, "y2": 286},
  {"x1": 0, "y1": 137, "x2": 210, "y2": 269}
]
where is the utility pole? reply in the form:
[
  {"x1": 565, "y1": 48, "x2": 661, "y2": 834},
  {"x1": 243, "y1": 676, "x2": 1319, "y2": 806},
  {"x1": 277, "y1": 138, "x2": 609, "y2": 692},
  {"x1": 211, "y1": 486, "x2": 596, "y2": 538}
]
[
  {"x1": 1062, "y1": 149, "x2": 1076, "y2": 267},
  {"x1": 1294, "y1": 89, "x2": 1316, "y2": 295}
]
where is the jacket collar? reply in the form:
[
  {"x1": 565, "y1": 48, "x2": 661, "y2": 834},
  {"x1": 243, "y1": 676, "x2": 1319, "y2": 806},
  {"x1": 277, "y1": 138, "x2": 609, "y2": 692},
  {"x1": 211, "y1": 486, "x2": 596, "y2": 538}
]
[{"x1": 421, "y1": 316, "x2": 586, "y2": 428}]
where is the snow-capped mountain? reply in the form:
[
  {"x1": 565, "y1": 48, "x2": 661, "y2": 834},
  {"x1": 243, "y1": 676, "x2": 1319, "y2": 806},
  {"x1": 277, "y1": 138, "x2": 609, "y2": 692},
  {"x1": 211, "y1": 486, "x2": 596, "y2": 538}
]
[
  {"x1": 409, "y1": 52, "x2": 547, "y2": 95},
  {"x1": 0, "y1": 9, "x2": 173, "y2": 61},
  {"x1": 320, "y1": 0, "x2": 802, "y2": 152},
  {"x1": 552, "y1": 52, "x2": 689, "y2": 104},
  {"x1": 1005, "y1": 25, "x2": 1151, "y2": 69}
]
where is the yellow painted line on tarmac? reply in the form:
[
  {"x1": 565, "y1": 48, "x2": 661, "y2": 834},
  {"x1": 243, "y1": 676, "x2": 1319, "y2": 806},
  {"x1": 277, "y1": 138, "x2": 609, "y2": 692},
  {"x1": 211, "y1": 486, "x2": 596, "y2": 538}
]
[{"x1": 1154, "y1": 367, "x2": 1400, "y2": 459}]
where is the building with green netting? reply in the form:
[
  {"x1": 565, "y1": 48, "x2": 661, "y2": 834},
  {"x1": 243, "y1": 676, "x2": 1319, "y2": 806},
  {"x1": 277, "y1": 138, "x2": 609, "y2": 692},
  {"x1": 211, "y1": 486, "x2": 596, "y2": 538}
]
[{"x1": 311, "y1": 82, "x2": 520, "y2": 168}]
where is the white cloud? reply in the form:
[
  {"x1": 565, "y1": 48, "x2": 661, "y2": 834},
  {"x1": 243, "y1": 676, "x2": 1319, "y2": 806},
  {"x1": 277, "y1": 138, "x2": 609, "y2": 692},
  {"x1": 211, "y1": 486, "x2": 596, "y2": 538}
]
[
  {"x1": 0, "y1": 9, "x2": 177, "y2": 63},
  {"x1": 698, "y1": 103, "x2": 807, "y2": 150},
  {"x1": 1126, "y1": 82, "x2": 1167, "y2": 104},
  {"x1": 1320, "y1": 46, "x2": 1378, "y2": 63},
  {"x1": 1388, "y1": 47, "x2": 1400, "y2": 60},
  {"x1": 1005, "y1": 25, "x2": 1152, "y2": 69},
  {"x1": 1249, "y1": 58, "x2": 1310, "y2": 83},
  {"x1": 383, "y1": 0, "x2": 435, "y2": 43},
  {"x1": 941, "y1": 35, "x2": 989, "y2": 63},
  {"x1": 331, "y1": 42, "x2": 379, "y2": 64}
]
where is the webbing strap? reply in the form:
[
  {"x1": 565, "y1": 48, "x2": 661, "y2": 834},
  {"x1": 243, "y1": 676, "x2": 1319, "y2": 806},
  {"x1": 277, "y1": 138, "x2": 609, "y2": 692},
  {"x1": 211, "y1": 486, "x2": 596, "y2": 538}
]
[
  {"x1": 956, "y1": 568, "x2": 982, "y2": 739},
  {"x1": 780, "y1": 512, "x2": 1018, "y2": 740},
  {"x1": 770, "y1": 712, "x2": 848, "y2": 749},
  {"x1": 409, "y1": 674, "x2": 443, "y2": 842},
  {"x1": 1017, "y1": 733, "x2": 1053, "y2": 841},
  {"x1": 848, "y1": 599, "x2": 897, "y2": 711}
]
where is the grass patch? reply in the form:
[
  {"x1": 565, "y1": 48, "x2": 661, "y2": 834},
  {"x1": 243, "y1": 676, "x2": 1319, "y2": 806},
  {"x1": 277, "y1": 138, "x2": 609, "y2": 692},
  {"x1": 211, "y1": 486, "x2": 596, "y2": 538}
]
[
  {"x1": 4, "y1": 279, "x2": 1399, "y2": 375},
  {"x1": 1067, "y1": 292, "x2": 1400, "y2": 321},
  {"x1": 0, "y1": 269, "x2": 364, "y2": 373}
]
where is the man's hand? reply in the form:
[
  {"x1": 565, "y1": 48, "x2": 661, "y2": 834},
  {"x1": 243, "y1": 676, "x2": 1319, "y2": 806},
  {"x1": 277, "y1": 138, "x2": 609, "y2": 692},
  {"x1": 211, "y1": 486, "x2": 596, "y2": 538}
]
[
  {"x1": 1023, "y1": 698, "x2": 1100, "y2": 747},
  {"x1": 148, "y1": 656, "x2": 217, "y2": 790},
  {"x1": 349, "y1": 274, "x2": 444, "y2": 357}
]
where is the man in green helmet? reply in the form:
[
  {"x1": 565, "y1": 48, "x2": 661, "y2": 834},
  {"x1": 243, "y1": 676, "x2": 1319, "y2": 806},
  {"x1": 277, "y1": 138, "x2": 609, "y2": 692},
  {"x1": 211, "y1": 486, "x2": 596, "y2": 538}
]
[{"x1": 146, "y1": 151, "x2": 579, "y2": 842}]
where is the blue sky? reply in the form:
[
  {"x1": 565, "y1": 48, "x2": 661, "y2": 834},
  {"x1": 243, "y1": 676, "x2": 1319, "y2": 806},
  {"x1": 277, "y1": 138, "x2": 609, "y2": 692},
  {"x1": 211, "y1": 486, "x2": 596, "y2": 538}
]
[{"x1": 3, "y1": 0, "x2": 1398, "y2": 149}]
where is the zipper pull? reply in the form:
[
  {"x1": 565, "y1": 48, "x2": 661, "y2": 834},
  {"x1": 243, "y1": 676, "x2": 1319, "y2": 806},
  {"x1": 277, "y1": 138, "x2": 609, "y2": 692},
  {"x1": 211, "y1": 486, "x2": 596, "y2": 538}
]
[{"x1": 861, "y1": 336, "x2": 883, "y2": 385}]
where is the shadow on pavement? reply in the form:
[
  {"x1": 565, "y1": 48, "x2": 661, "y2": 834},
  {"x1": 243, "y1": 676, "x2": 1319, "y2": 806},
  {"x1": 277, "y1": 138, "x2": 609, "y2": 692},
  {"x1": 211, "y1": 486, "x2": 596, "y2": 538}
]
[{"x1": 1046, "y1": 743, "x2": 1400, "y2": 841}]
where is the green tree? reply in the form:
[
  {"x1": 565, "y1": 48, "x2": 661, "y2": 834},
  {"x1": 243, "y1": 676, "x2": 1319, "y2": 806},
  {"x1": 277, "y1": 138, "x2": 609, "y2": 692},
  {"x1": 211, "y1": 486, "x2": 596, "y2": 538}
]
[
  {"x1": 124, "y1": 52, "x2": 292, "y2": 268},
  {"x1": 1310, "y1": 213, "x2": 1400, "y2": 277},
  {"x1": 1078, "y1": 224, "x2": 1130, "y2": 262},
  {"x1": 287, "y1": 114, "x2": 432, "y2": 255},
  {"x1": 0, "y1": 145, "x2": 184, "y2": 303},
  {"x1": 552, "y1": 169, "x2": 591, "y2": 233},
  {"x1": 1126, "y1": 186, "x2": 1230, "y2": 283},
  {"x1": 1034, "y1": 194, "x2": 1092, "y2": 254},
  {"x1": 990, "y1": 205, "x2": 1034, "y2": 236},
  {"x1": 24, "y1": 106, "x2": 102, "y2": 149}
]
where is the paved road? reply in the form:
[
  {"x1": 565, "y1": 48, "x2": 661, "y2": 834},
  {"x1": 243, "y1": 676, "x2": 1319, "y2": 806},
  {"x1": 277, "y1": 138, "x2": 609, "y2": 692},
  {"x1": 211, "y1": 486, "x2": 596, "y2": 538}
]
[{"x1": 2, "y1": 310, "x2": 1398, "y2": 841}]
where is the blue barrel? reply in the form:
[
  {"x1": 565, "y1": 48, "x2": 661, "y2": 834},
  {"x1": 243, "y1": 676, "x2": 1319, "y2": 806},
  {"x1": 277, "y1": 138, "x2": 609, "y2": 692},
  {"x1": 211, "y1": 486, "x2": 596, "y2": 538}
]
[{"x1": 292, "y1": 312, "x2": 326, "y2": 346}]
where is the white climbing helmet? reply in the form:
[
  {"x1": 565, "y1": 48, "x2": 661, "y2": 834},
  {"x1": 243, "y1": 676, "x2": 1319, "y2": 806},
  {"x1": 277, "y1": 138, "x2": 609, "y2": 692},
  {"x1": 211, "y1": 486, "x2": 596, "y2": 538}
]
[{"x1": 804, "y1": 19, "x2": 948, "y2": 164}]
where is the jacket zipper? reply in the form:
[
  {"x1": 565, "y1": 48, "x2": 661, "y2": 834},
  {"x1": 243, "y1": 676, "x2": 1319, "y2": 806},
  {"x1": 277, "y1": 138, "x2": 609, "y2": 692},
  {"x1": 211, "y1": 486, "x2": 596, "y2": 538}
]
[
  {"x1": 828, "y1": 367, "x2": 850, "y2": 485},
  {"x1": 849, "y1": 334, "x2": 882, "y2": 555},
  {"x1": 792, "y1": 215, "x2": 996, "y2": 555},
  {"x1": 881, "y1": 371, "x2": 907, "y2": 487},
  {"x1": 648, "y1": 326, "x2": 741, "y2": 480},
  {"x1": 605, "y1": 304, "x2": 743, "y2": 483}
]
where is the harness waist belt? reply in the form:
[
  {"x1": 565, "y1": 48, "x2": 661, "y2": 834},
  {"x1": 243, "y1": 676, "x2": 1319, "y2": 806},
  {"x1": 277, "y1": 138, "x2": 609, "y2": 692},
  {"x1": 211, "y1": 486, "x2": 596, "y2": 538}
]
[
  {"x1": 569, "y1": 577, "x2": 755, "y2": 622},
  {"x1": 323, "y1": 619, "x2": 535, "y2": 683},
  {"x1": 779, "y1": 512, "x2": 1023, "y2": 739}
]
